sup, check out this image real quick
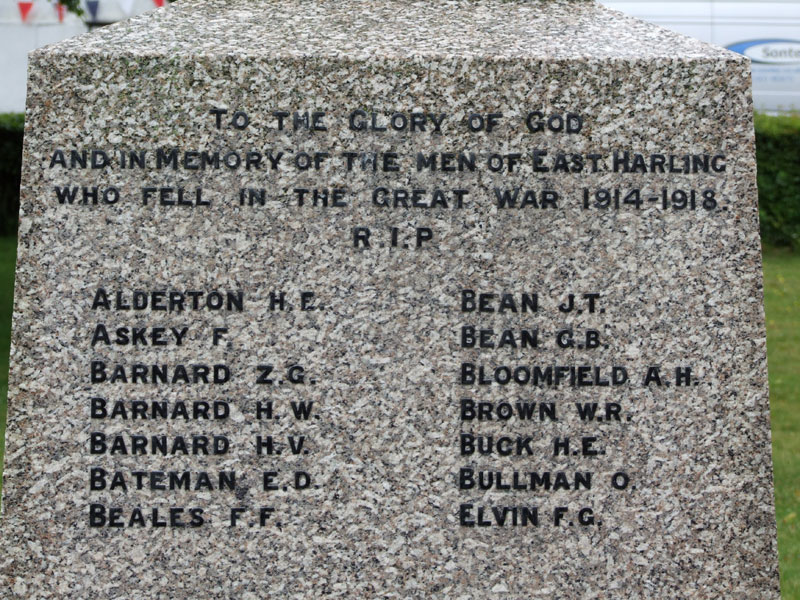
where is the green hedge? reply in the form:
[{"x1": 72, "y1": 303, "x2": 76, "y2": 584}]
[
  {"x1": 0, "y1": 111, "x2": 798, "y2": 247},
  {"x1": 0, "y1": 114, "x2": 23, "y2": 236},
  {"x1": 755, "y1": 113, "x2": 800, "y2": 249}
]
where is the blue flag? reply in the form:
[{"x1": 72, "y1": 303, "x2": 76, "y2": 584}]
[{"x1": 86, "y1": 0, "x2": 99, "y2": 20}]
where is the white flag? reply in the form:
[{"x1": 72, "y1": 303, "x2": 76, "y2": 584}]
[{"x1": 118, "y1": 0, "x2": 135, "y2": 15}]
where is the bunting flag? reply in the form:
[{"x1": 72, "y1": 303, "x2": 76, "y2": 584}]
[
  {"x1": 18, "y1": 1, "x2": 33, "y2": 22},
  {"x1": 152, "y1": 0, "x2": 165, "y2": 7},
  {"x1": 118, "y1": 0, "x2": 135, "y2": 15},
  {"x1": 56, "y1": 3, "x2": 66, "y2": 22},
  {"x1": 86, "y1": 0, "x2": 100, "y2": 20}
]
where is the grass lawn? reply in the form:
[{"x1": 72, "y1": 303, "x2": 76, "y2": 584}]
[
  {"x1": 0, "y1": 239, "x2": 797, "y2": 595},
  {"x1": 764, "y1": 246, "x2": 800, "y2": 599}
]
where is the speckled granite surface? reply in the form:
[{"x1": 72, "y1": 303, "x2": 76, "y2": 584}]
[{"x1": 0, "y1": 0, "x2": 779, "y2": 598}]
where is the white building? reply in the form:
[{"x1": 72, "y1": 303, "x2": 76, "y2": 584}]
[
  {"x1": 1, "y1": 0, "x2": 799, "y2": 113},
  {"x1": 0, "y1": 0, "x2": 158, "y2": 112},
  {"x1": 603, "y1": 1, "x2": 800, "y2": 112}
]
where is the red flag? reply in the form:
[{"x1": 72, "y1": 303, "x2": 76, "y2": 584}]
[
  {"x1": 18, "y1": 1, "x2": 33, "y2": 22},
  {"x1": 153, "y1": 0, "x2": 165, "y2": 6},
  {"x1": 56, "y1": 3, "x2": 65, "y2": 22}
]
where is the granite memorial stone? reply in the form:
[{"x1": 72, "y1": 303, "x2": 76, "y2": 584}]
[{"x1": 0, "y1": 0, "x2": 780, "y2": 597}]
